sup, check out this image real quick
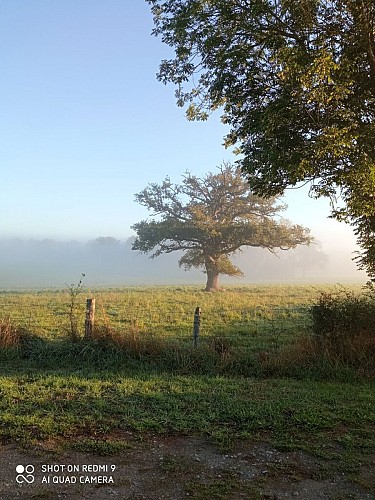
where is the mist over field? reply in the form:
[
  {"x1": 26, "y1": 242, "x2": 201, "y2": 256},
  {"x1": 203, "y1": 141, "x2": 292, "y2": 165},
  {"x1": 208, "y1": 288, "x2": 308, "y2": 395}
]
[{"x1": 0, "y1": 236, "x2": 366, "y2": 289}]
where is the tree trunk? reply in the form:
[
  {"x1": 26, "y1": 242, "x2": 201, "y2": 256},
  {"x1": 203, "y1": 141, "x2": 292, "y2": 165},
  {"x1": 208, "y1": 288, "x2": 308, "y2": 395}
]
[{"x1": 205, "y1": 269, "x2": 220, "y2": 292}]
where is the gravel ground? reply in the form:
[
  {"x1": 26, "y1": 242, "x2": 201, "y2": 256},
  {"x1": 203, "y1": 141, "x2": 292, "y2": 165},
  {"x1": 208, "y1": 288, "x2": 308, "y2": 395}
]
[{"x1": 1, "y1": 435, "x2": 374, "y2": 499}]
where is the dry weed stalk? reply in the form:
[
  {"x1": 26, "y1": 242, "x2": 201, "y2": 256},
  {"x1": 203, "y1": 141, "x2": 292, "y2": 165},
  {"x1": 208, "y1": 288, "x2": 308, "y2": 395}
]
[{"x1": 0, "y1": 318, "x2": 20, "y2": 347}]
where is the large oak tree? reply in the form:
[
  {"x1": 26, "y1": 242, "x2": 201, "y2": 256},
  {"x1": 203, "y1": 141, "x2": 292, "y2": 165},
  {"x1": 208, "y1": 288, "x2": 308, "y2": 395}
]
[
  {"x1": 146, "y1": 0, "x2": 375, "y2": 278},
  {"x1": 132, "y1": 164, "x2": 311, "y2": 290}
]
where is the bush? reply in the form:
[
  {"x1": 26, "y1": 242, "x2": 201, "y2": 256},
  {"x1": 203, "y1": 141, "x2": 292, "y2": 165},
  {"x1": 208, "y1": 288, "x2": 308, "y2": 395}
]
[{"x1": 311, "y1": 287, "x2": 375, "y2": 370}]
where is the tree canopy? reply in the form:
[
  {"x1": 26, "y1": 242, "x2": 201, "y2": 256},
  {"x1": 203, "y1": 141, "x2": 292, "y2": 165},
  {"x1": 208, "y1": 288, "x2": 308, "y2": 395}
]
[
  {"x1": 147, "y1": 0, "x2": 375, "y2": 278},
  {"x1": 132, "y1": 164, "x2": 311, "y2": 290}
]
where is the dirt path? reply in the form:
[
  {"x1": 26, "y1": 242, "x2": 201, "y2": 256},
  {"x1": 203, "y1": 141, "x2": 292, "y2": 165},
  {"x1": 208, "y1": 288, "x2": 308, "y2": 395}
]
[{"x1": 1, "y1": 436, "x2": 374, "y2": 499}]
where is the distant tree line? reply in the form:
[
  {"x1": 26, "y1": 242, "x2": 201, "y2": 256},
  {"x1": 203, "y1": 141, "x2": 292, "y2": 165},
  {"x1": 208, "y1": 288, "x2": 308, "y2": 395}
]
[{"x1": 0, "y1": 235, "x2": 362, "y2": 289}]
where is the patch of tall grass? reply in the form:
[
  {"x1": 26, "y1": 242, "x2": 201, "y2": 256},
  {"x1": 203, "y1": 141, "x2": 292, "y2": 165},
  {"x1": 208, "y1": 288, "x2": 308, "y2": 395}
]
[{"x1": 0, "y1": 327, "x2": 368, "y2": 382}]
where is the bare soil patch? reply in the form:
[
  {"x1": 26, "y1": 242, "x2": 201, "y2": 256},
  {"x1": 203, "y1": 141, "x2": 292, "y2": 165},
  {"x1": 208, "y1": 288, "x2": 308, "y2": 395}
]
[{"x1": 1, "y1": 435, "x2": 374, "y2": 499}]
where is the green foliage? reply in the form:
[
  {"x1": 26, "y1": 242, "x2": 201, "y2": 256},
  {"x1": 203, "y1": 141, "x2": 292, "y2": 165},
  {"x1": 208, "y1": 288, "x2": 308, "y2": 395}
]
[
  {"x1": 311, "y1": 287, "x2": 375, "y2": 367},
  {"x1": 312, "y1": 288, "x2": 375, "y2": 339},
  {"x1": 132, "y1": 164, "x2": 311, "y2": 290},
  {"x1": 333, "y1": 167, "x2": 375, "y2": 278},
  {"x1": 147, "y1": 0, "x2": 375, "y2": 278}
]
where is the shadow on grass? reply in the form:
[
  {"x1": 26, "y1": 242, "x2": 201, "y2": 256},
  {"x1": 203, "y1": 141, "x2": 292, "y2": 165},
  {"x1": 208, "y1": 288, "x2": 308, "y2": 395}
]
[
  {"x1": 0, "y1": 334, "x2": 370, "y2": 383},
  {"x1": 0, "y1": 345, "x2": 374, "y2": 462}
]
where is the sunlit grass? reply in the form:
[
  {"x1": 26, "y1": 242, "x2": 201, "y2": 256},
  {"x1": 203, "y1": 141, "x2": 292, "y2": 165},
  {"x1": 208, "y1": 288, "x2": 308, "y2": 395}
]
[{"x1": 0, "y1": 284, "x2": 360, "y2": 341}]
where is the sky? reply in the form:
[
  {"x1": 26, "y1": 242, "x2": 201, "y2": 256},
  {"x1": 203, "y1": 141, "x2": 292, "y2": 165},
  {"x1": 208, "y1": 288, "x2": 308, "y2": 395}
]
[{"x1": 0, "y1": 0, "x2": 360, "y2": 262}]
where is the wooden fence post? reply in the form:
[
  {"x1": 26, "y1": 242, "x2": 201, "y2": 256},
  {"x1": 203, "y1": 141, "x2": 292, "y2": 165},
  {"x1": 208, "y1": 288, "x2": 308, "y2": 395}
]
[
  {"x1": 85, "y1": 298, "x2": 95, "y2": 339},
  {"x1": 193, "y1": 306, "x2": 201, "y2": 347}
]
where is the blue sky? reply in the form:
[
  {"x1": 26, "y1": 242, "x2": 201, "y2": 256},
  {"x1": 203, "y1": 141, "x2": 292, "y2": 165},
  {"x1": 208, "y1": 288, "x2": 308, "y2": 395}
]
[{"x1": 0, "y1": 0, "x2": 359, "y2": 258}]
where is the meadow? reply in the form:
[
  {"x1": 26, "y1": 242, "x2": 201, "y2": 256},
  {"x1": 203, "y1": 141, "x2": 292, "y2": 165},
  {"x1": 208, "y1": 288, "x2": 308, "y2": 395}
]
[
  {"x1": 0, "y1": 283, "x2": 321, "y2": 340},
  {"x1": 0, "y1": 284, "x2": 374, "y2": 496}
]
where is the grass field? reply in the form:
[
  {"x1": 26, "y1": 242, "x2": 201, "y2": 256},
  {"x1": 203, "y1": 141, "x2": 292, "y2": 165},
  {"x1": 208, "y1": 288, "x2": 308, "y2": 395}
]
[
  {"x1": 0, "y1": 284, "x2": 374, "y2": 496},
  {"x1": 0, "y1": 282, "x2": 356, "y2": 339}
]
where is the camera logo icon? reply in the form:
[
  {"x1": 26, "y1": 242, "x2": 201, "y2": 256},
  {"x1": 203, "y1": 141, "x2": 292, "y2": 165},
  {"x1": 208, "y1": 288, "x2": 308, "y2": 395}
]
[{"x1": 16, "y1": 464, "x2": 35, "y2": 484}]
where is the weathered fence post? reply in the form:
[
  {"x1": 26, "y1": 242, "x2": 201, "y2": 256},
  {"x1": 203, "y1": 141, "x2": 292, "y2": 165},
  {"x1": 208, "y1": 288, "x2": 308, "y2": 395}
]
[
  {"x1": 193, "y1": 306, "x2": 201, "y2": 347},
  {"x1": 85, "y1": 298, "x2": 95, "y2": 339}
]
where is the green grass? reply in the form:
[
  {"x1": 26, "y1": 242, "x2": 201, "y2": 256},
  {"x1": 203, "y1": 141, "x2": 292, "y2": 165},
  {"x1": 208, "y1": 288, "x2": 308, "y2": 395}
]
[
  {"x1": 0, "y1": 367, "x2": 373, "y2": 466},
  {"x1": 0, "y1": 284, "x2": 323, "y2": 368},
  {"x1": 70, "y1": 438, "x2": 131, "y2": 455},
  {"x1": 0, "y1": 284, "x2": 373, "y2": 489},
  {"x1": 186, "y1": 472, "x2": 241, "y2": 499},
  {"x1": 0, "y1": 284, "x2": 337, "y2": 341}
]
